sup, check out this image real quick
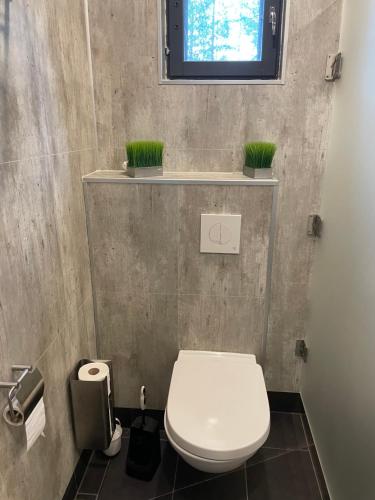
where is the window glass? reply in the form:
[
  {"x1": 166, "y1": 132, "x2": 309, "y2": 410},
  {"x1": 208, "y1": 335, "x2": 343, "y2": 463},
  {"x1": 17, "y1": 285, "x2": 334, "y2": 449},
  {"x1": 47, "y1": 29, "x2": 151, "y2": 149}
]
[{"x1": 184, "y1": 0, "x2": 265, "y2": 62}]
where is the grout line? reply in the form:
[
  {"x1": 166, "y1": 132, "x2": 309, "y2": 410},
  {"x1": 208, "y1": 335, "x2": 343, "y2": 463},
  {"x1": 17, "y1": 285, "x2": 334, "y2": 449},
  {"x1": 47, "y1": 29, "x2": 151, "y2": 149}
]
[
  {"x1": 83, "y1": 0, "x2": 99, "y2": 152},
  {"x1": 244, "y1": 464, "x2": 249, "y2": 500},
  {"x1": 171, "y1": 464, "x2": 246, "y2": 495},
  {"x1": 96, "y1": 457, "x2": 111, "y2": 498},
  {"x1": 0, "y1": 147, "x2": 96, "y2": 167},
  {"x1": 171, "y1": 456, "x2": 179, "y2": 500},
  {"x1": 260, "y1": 183, "x2": 279, "y2": 368},
  {"x1": 269, "y1": 410, "x2": 305, "y2": 415},
  {"x1": 75, "y1": 451, "x2": 94, "y2": 495},
  {"x1": 299, "y1": 414, "x2": 311, "y2": 449},
  {"x1": 150, "y1": 492, "x2": 174, "y2": 500},
  {"x1": 262, "y1": 446, "x2": 309, "y2": 452},
  {"x1": 34, "y1": 331, "x2": 60, "y2": 368},
  {"x1": 246, "y1": 450, "x2": 292, "y2": 470},
  {"x1": 300, "y1": 415, "x2": 324, "y2": 500}
]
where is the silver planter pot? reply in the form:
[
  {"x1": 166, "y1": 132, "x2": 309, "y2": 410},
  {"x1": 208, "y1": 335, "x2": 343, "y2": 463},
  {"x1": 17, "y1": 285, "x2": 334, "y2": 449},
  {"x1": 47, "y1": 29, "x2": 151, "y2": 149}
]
[
  {"x1": 126, "y1": 166, "x2": 163, "y2": 178},
  {"x1": 243, "y1": 166, "x2": 272, "y2": 179}
]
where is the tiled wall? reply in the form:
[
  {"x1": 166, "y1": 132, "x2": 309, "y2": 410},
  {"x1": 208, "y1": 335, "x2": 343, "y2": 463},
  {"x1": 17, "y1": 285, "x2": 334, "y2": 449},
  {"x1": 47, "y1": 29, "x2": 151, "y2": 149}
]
[
  {"x1": 85, "y1": 182, "x2": 273, "y2": 408},
  {"x1": 87, "y1": 0, "x2": 343, "y2": 391},
  {"x1": 0, "y1": 1, "x2": 97, "y2": 499}
]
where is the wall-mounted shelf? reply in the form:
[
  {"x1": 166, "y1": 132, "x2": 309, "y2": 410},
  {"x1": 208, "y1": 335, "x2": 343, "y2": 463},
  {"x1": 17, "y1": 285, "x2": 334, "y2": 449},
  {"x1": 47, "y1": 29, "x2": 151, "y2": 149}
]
[{"x1": 82, "y1": 170, "x2": 279, "y2": 186}]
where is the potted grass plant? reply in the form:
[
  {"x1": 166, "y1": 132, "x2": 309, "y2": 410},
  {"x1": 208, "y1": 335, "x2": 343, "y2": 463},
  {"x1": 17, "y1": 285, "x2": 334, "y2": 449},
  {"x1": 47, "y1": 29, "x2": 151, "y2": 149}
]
[
  {"x1": 243, "y1": 142, "x2": 277, "y2": 179},
  {"x1": 125, "y1": 140, "x2": 164, "y2": 178}
]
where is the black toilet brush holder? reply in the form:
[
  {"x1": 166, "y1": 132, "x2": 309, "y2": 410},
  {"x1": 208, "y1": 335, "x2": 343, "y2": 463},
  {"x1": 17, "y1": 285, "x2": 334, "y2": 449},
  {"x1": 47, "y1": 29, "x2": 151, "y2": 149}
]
[{"x1": 126, "y1": 386, "x2": 161, "y2": 481}]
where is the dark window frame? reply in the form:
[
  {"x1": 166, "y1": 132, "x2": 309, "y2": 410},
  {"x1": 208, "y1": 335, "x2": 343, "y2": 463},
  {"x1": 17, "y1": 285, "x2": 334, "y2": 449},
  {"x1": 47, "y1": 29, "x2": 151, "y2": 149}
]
[{"x1": 166, "y1": 0, "x2": 285, "y2": 80}]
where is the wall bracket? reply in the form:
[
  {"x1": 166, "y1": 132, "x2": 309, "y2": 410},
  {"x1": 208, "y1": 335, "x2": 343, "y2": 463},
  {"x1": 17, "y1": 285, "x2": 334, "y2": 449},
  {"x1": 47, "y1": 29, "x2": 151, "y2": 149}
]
[
  {"x1": 295, "y1": 340, "x2": 308, "y2": 362},
  {"x1": 325, "y1": 52, "x2": 342, "y2": 81},
  {"x1": 307, "y1": 214, "x2": 323, "y2": 238}
]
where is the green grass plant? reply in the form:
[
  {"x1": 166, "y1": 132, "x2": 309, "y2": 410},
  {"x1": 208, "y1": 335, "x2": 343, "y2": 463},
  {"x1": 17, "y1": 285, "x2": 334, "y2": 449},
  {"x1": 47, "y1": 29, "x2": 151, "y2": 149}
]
[
  {"x1": 126, "y1": 141, "x2": 164, "y2": 168},
  {"x1": 244, "y1": 142, "x2": 276, "y2": 169}
]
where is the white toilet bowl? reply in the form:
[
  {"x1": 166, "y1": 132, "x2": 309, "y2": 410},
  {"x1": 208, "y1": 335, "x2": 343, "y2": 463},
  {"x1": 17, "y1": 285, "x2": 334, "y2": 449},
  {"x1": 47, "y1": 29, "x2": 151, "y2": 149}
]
[{"x1": 165, "y1": 350, "x2": 270, "y2": 473}]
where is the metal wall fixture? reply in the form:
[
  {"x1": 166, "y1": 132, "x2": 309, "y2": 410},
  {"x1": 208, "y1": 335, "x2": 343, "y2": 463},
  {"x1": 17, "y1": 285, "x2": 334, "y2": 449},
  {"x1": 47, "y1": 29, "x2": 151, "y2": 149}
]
[
  {"x1": 295, "y1": 340, "x2": 309, "y2": 362},
  {"x1": 0, "y1": 365, "x2": 44, "y2": 426},
  {"x1": 325, "y1": 52, "x2": 343, "y2": 81},
  {"x1": 307, "y1": 214, "x2": 323, "y2": 238}
]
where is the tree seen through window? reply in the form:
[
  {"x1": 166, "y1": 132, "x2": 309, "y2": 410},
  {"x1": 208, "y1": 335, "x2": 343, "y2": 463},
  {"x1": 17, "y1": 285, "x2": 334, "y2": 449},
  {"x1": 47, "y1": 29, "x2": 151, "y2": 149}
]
[{"x1": 184, "y1": 0, "x2": 264, "y2": 62}]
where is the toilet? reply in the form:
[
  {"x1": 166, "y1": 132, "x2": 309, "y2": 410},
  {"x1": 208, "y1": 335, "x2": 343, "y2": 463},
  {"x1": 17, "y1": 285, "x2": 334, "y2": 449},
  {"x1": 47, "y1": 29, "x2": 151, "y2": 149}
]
[{"x1": 165, "y1": 350, "x2": 270, "y2": 473}]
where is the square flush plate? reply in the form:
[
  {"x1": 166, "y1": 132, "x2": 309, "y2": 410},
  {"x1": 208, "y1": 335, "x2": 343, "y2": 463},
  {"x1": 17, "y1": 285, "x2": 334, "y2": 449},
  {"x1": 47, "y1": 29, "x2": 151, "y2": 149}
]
[{"x1": 200, "y1": 214, "x2": 241, "y2": 254}]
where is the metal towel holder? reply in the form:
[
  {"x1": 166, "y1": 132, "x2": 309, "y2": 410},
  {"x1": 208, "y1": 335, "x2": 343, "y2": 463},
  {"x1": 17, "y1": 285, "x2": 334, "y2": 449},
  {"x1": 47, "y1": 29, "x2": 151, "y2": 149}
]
[{"x1": 0, "y1": 365, "x2": 33, "y2": 425}]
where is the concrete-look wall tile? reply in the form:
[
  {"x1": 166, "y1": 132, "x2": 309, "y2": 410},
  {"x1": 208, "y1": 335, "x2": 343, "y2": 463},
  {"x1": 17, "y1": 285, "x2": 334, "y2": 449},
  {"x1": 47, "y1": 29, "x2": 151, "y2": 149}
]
[
  {"x1": 178, "y1": 294, "x2": 264, "y2": 359},
  {"x1": 86, "y1": 182, "x2": 272, "y2": 408},
  {"x1": 0, "y1": 159, "x2": 66, "y2": 364},
  {"x1": 84, "y1": 296, "x2": 98, "y2": 360},
  {"x1": 1, "y1": 461, "x2": 31, "y2": 500},
  {"x1": 0, "y1": 1, "x2": 98, "y2": 496},
  {"x1": 0, "y1": 307, "x2": 9, "y2": 380},
  {"x1": 0, "y1": 150, "x2": 96, "y2": 365},
  {"x1": 0, "y1": 0, "x2": 96, "y2": 165},
  {"x1": 85, "y1": 183, "x2": 178, "y2": 294},
  {"x1": 178, "y1": 185, "x2": 272, "y2": 298},
  {"x1": 265, "y1": 282, "x2": 311, "y2": 391},
  {"x1": 164, "y1": 148, "x2": 238, "y2": 173},
  {"x1": 24, "y1": 334, "x2": 78, "y2": 500},
  {"x1": 0, "y1": 291, "x2": 96, "y2": 500},
  {"x1": 51, "y1": 151, "x2": 95, "y2": 325},
  {"x1": 87, "y1": 0, "x2": 343, "y2": 392},
  {"x1": 95, "y1": 290, "x2": 178, "y2": 408}
]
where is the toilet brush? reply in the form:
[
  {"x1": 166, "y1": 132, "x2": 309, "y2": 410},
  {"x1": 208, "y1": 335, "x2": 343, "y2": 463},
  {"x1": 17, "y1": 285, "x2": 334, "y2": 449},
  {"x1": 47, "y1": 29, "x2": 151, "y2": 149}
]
[{"x1": 126, "y1": 386, "x2": 161, "y2": 481}]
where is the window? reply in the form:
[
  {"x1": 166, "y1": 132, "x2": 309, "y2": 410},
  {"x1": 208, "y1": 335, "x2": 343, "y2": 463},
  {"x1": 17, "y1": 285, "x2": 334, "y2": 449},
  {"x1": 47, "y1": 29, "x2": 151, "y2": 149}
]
[{"x1": 165, "y1": 0, "x2": 285, "y2": 81}]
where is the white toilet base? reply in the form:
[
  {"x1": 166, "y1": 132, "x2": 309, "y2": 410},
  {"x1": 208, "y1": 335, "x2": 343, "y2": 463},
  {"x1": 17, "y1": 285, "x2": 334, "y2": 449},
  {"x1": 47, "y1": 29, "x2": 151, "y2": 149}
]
[{"x1": 164, "y1": 416, "x2": 255, "y2": 473}]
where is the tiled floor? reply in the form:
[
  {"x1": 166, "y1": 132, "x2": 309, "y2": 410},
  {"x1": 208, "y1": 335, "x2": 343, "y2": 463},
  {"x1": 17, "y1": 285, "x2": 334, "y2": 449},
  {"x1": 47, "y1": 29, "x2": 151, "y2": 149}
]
[{"x1": 74, "y1": 412, "x2": 329, "y2": 500}]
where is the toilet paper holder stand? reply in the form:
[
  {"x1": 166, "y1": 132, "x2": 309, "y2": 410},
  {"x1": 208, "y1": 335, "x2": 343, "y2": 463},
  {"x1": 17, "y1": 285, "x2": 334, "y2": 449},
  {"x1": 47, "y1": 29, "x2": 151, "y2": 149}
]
[{"x1": 0, "y1": 365, "x2": 44, "y2": 426}]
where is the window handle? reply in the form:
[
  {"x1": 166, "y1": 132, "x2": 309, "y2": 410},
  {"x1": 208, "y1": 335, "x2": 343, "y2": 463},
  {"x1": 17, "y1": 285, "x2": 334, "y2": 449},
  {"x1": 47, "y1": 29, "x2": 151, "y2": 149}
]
[{"x1": 269, "y1": 6, "x2": 277, "y2": 36}]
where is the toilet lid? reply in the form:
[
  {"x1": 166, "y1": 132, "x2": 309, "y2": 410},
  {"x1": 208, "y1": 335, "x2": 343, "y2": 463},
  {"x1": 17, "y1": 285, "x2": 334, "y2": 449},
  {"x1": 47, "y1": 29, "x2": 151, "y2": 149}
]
[{"x1": 165, "y1": 351, "x2": 270, "y2": 461}]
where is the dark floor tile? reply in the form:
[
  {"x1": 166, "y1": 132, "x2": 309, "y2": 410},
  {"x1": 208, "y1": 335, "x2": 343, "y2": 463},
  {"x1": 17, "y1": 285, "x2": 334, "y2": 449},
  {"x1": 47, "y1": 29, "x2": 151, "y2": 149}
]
[
  {"x1": 174, "y1": 469, "x2": 247, "y2": 500},
  {"x1": 79, "y1": 451, "x2": 110, "y2": 494},
  {"x1": 122, "y1": 427, "x2": 131, "y2": 439},
  {"x1": 62, "y1": 474, "x2": 77, "y2": 500},
  {"x1": 75, "y1": 450, "x2": 93, "y2": 488},
  {"x1": 301, "y1": 414, "x2": 314, "y2": 448},
  {"x1": 246, "y1": 450, "x2": 321, "y2": 500},
  {"x1": 247, "y1": 447, "x2": 291, "y2": 468},
  {"x1": 98, "y1": 439, "x2": 177, "y2": 500},
  {"x1": 265, "y1": 412, "x2": 308, "y2": 450},
  {"x1": 175, "y1": 456, "x2": 243, "y2": 490},
  {"x1": 160, "y1": 429, "x2": 168, "y2": 441},
  {"x1": 174, "y1": 458, "x2": 217, "y2": 489},
  {"x1": 309, "y1": 445, "x2": 330, "y2": 500}
]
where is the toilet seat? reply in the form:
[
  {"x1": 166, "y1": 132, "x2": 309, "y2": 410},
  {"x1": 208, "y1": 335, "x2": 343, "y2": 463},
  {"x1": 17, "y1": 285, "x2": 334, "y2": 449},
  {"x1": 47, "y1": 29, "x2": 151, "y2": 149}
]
[{"x1": 165, "y1": 351, "x2": 270, "y2": 462}]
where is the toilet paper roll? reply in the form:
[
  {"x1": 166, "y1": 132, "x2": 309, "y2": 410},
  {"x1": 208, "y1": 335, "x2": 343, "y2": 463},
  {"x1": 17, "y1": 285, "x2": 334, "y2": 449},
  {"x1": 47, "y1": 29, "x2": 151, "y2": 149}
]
[
  {"x1": 78, "y1": 362, "x2": 111, "y2": 396},
  {"x1": 25, "y1": 397, "x2": 46, "y2": 451}
]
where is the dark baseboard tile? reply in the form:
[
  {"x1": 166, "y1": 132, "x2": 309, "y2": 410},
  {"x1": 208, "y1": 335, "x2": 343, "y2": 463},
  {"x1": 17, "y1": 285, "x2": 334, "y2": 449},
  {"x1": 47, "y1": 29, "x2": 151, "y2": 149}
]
[
  {"x1": 62, "y1": 474, "x2": 77, "y2": 500},
  {"x1": 62, "y1": 449, "x2": 92, "y2": 500},
  {"x1": 267, "y1": 391, "x2": 305, "y2": 413}
]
